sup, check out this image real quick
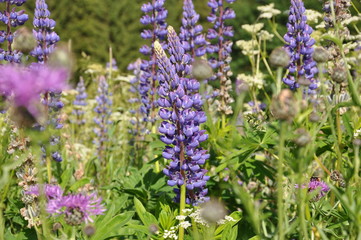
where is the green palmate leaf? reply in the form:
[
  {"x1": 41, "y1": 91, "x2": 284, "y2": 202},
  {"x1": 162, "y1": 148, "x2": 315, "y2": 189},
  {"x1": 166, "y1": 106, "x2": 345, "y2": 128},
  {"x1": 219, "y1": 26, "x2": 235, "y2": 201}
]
[
  {"x1": 221, "y1": 224, "x2": 238, "y2": 240},
  {"x1": 126, "y1": 224, "x2": 152, "y2": 236},
  {"x1": 214, "y1": 211, "x2": 242, "y2": 237},
  {"x1": 134, "y1": 197, "x2": 159, "y2": 227},
  {"x1": 60, "y1": 166, "x2": 73, "y2": 189},
  {"x1": 91, "y1": 211, "x2": 134, "y2": 240}
]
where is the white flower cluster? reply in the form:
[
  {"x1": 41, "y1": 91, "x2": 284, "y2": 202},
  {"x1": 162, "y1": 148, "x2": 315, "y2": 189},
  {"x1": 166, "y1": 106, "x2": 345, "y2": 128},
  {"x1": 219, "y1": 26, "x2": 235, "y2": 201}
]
[
  {"x1": 237, "y1": 73, "x2": 265, "y2": 89},
  {"x1": 163, "y1": 227, "x2": 178, "y2": 239},
  {"x1": 257, "y1": 30, "x2": 274, "y2": 41},
  {"x1": 189, "y1": 209, "x2": 210, "y2": 227},
  {"x1": 305, "y1": 9, "x2": 322, "y2": 24},
  {"x1": 236, "y1": 39, "x2": 259, "y2": 56},
  {"x1": 342, "y1": 15, "x2": 361, "y2": 26},
  {"x1": 242, "y1": 23, "x2": 264, "y2": 34},
  {"x1": 216, "y1": 215, "x2": 237, "y2": 225},
  {"x1": 257, "y1": 3, "x2": 281, "y2": 19},
  {"x1": 354, "y1": 128, "x2": 361, "y2": 138}
]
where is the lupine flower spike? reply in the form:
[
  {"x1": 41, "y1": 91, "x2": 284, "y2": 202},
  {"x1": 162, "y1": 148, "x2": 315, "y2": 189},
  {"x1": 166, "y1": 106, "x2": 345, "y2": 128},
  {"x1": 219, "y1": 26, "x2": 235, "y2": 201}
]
[
  {"x1": 155, "y1": 26, "x2": 210, "y2": 205},
  {"x1": 206, "y1": 0, "x2": 236, "y2": 115},
  {"x1": 139, "y1": 0, "x2": 168, "y2": 122},
  {"x1": 0, "y1": 0, "x2": 28, "y2": 62},
  {"x1": 94, "y1": 76, "x2": 112, "y2": 165},
  {"x1": 180, "y1": 0, "x2": 207, "y2": 59},
  {"x1": 283, "y1": 0, "x2": 318, "y2": 94},
  {"x1": 73, "y1": 77, "x2": 88, "y2": 125},
  {"x1": 32, "y1": 0, "x2": 60, "y2": 63}
]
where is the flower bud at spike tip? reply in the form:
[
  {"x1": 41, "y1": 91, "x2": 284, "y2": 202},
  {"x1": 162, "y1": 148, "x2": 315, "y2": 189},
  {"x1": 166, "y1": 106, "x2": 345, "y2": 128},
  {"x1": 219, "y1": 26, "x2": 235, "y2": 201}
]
[
  {"x1": 313, "y1": 47, "x2": 329, "y2": 63},
  {"x1": 269, "y1": 47, "x2": 290, "y2": 68},
  {"x1": 192, "y1": 59, "x2": 213, "y2": 80},
  {"x1": 331, "y1": 67, "x2": 348, "y2": 83},
  {"x1": 294, "y1": 128, "x2": 311, "y2": 147}
]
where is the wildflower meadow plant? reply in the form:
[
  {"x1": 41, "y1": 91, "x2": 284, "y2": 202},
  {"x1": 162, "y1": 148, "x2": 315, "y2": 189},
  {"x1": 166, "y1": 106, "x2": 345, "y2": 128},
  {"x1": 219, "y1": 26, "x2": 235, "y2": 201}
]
[{"x1": 1, "y1": 1, "x2": 361, "y2": 240}]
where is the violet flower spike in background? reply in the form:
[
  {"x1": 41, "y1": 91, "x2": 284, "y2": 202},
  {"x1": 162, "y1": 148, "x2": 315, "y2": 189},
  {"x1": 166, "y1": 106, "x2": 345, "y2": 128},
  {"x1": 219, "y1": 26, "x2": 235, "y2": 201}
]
[
  {"x1": 206, "y1": 0, "x2": 236, "y2": 115},
  {"x1": 0, "y1": 0, "x2": 28, "y2": 62},
  {"x1": 94, "y1": 76, "x2": 112, "y2": 165},
  {"x1": 73, "y1": 77, "x2": 88, "y2": 125},
  {"x1": 47, "y1": 192, "x2": 106, "y2": 226},
  {"x1": 155, "y1": 27, "x2": 210, "y2": 205},
  {"x1": 180, "y1": 0, "x2": 207, "y2": 59},
  {"x1": 31, "y1": 0, "x2": 60, "y2": 63},
  {"x1": 283, "y1": 0, "x2": 318, "y2": 94},
  {"x1": 139, "y1": 0, "x2": 168, "y2": 122}
]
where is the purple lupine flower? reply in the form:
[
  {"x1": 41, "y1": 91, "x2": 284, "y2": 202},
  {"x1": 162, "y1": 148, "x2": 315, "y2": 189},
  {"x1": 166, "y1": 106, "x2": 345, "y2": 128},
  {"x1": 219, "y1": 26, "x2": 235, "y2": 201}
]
[
  {"x1": 47, "y1": 192, "x2": 106, "y2": 225},
  {"x1": 72, "y1": 77, "x2": 87, "y2": 125},
  {"x1": 180, "y1": 0, "x2": 207, "y2": 58},
  {"x1": 206, "y1": 0, "x2": 236, "y2": 115},
  {"x1": 31, "y1": 0, "x2": 60, "y2": 63},
  {"x1": 25, "y1": 184, "x2": 63, "y2": 200},
  {"x1": 0, "y1": 0, "x2": 28, "y2": 63},
  {"x1": 139, "y1": 0, "x2": 168, "y2": 122},
  {"x1": 106, "y1": 58, "x2": 118, "y2": 71},
  {"x1": 283, "y1": 0, "x2": 318, "y2": 94},
  {"x1": 154, "y1": 27, "x2": 210, "y2": 206},
  {"x1": 0, "y1": 64, "x2": 68, "y2": 117},
  {"x1": 94, "y1": 76, "x2": 112, "y2": 164}
]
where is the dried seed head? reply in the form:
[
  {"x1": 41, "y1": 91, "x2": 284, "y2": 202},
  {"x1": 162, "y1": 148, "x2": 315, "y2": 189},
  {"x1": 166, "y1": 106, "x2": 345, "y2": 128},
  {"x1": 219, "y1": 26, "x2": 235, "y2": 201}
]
[
  {"x1": 309, "y1": 112, "x2": 320, "y2": 122},
  {"x1": 313, "y1": 47, "x2": 329, "y2": 63},
  {"x1": 192, "y1": 59, "x2": 213, "y2": 80},
  {"x1": 200, "y1": 199, "x2": 227, "y2": 224},
  {"x1": 331, "y1": 67, "x2": 348, "y2": 83},
  {"x1": 48, "y1": 44, "x2": 74, "y2": 71},
  {"x1": 269, "y1": 47, "x2": 290, "y2": 68},
  {"x1": 270, "y1": 89, "x2": 298, "y2": 122},
  {"x1": 52, "y1": 222, "x2": 62, "y2": 232}
]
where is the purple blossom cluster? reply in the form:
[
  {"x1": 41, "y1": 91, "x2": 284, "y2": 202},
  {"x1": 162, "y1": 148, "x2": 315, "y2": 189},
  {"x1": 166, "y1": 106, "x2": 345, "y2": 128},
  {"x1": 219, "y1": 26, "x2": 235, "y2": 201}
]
[
  {"x1": 206, "y1": 0, "x2": 236, "y2": 115},
  {"x1": 283, "y1": 0, "x2": 318, "y2": 93},
  {"x1": 0, "y1": 64, "x2": 68, "y2": 117},
  {"x1": 94, "y1": 76, "x2": 112, "y2": 162},
  {"x1": 25, "y1": 184, "x2": 105, "y2": 225},
  {"x1": 295, "y1": 178, "x2": 330, "y2": 201},
  {"x1": 139, "y1": 0, "x2": 168, "y2": 122},
  {"x1": 31, "y1": 0, "x2": 60, "y2": 63},
  {"x1": 155, "y1": 27, "x2": 210, "y2": 205},
  {"x1": 73, "y1": 77, "x2": 87, "y2": 125},
  {"x1": 180, "y1": 0, "x2": 206, "y2": 59},
  {"x1": 0, "y1": 0, "x2": 28, "y2": 62}
]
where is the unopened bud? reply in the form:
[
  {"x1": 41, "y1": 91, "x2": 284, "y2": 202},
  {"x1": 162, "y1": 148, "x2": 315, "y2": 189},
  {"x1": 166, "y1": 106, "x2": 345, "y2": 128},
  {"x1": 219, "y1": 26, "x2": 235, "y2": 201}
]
[
  {"x1": 353, "y1": 138, "x2": 361, "y2": 146},
  {"x1": 149, "y1": 224, "x2": 159, "y2": 234},
  {"x1": 270, "y1": 89, "x2": 298, "y2": 122},
  {"x1": 309, "y1": 112, "x2": 320, "y2": 122},
  {"x1": 269, "y1": 47, "x2": 290, "y2": 68},
  {"x1": 52, "y1": 222, "x2": 62, "y2": 232},
  {"x1": 200, "y1": 199, "x2": 227, "y2": 224},
  {"x1": 13, "y1": 27, "x2": 37, "y2": 53},
  {"x1": 331, "y1": 67, "x2": 348, "y2": 83},
  {"x1": 48, "y1": 44, "x2": 74, "y2": 71},
  {"x1": 83, "y1": 225, "x2": 96, "y2": 237},
  {"x1": 192, "y1": 59, "x2": 213, "y2": 80},
  {"x1": 313, "y1": 47, "x2": 329, "y2": 63},
  {"x1": 294, "y1": 128, "x2": 311, "y2": 147}
]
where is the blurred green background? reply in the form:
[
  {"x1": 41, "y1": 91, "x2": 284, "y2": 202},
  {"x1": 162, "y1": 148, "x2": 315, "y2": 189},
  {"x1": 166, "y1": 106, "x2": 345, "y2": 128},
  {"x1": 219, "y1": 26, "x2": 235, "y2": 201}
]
[{"x1": 18, "y1": 0, "x2": 358, "y2": 71}]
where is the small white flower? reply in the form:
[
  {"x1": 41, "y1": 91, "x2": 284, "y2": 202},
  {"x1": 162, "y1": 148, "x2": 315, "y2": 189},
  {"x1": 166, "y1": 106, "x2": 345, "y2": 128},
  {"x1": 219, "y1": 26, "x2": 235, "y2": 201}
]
[
  {"x1": 242, "y1": 23, "x2": 264, "y2": 34},
  {"x1": 179, "y1": 221, "x2": 191, "y2": 229},
  {"x1": 175, "y1": 215, "x2": 187, "y2": 221},
  {"x1": 237, "y1": 73, "x2": 264, "y2": 89},
  {"x1": 305, "y1": 9, "x2": 322, "y2": 24},
  {"x1": 257, "y1": 3, "x2": 281, "y2": 19},
  {"x1": 182, "y1": 208, "x2": 193, "y2": 214},
  {"x1": 257, "y1": 30, "x2": 274, "y2": 41},
  {"x1": 354, "y1": 129, "x2": 361, "y2": 138},
  {"x1": 236, "y1": 39, "x2": 259, "y2": 56},
  {"x1": 342, "y1": 15, "x2": 361, "y2": 26}
]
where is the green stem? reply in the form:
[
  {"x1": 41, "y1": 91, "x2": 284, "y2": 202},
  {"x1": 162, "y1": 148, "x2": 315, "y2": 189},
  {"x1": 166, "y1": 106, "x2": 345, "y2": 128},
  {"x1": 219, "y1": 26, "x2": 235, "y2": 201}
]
[
  {"x1": 276, "y1": 67, "x2": 283, "y2": 95},
  {"x1": 178, "y1": 183, "x2": 186, "y2": 240},
  {"x1": 277, "y1": 121, "x2": 287, "y2": 240},
  {"x1": 353, "y1": 144, "x2": 360, "y2": 181}
]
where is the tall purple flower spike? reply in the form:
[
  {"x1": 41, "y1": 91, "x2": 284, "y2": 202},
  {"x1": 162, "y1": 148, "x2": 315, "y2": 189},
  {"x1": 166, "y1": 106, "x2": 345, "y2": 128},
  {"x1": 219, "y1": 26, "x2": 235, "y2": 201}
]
[
  {"x1": 155, "y1": 26, "x2": 210, "y2": 206},
  {"x1": 206, "y1": 0, "x2": 236, "y2": 115},
  {"x1": 73, "y1": 77, "x2": 87, "y2": 125},
  {"x1": 139, "y1": 0, "x2": 168, "y2": 122},
  {"x1": 31, "y1": 0, "x2": 60, "y2": 63},
  {"x1": 180, "y1": 0, "x2": 206, "y2": 59},
  {"x1": 283, "y1": 0, "x2": 318, "y2": 94},
  {"x1": 0, "y1": 0, "x2": 28, "y2": 62},
  {"x1": 94, "y1": 76, "x2": 112, "y2": 164}
]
